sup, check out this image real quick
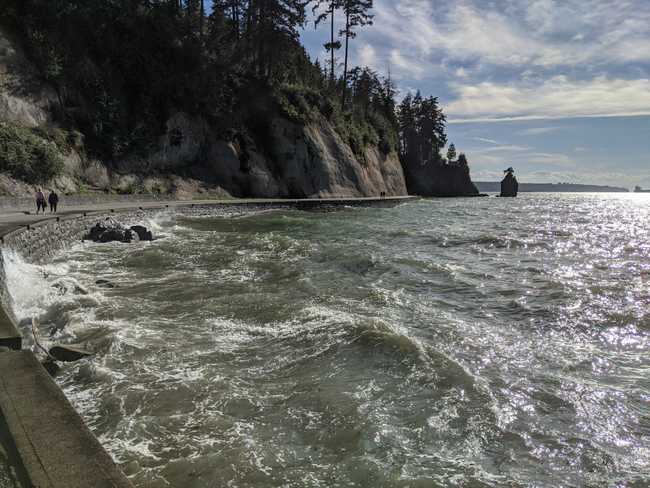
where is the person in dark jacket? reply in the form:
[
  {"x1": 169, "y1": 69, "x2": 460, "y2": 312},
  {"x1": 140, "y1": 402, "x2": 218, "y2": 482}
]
[
  {"x1": 35, "y1": 189, "x2": 46, "y2": 214},
  {"x1": 48, "y1": 190, "x2": 59, "y2": 213}
]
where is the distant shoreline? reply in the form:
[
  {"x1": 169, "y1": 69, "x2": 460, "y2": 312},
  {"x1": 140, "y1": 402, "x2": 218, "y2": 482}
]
[{"x1": 475, "y1": 182, "x2": 629, "y2": 193}]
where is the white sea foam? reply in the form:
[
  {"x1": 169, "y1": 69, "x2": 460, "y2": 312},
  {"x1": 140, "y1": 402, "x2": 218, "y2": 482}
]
[{"x1": 2, "y1": 248, "x2": 70, "y2": 319}]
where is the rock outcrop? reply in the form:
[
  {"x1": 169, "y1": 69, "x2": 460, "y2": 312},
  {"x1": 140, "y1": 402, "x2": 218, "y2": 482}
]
[
  {"x1": 83, "y1": 220, "x2": 154, "y2": 243},
  {"x1": 402, "y1": 159, "x2": 480, "y2": 197},
  {"x1": 147, "y1": 111, "x2": 408, "y2": 199},
  {"x1": 500, "y1": 172, "x2": 519, "y2": 197},
  {"x1": 130, "y1": 225, "x2": 153, "y2": 242}
]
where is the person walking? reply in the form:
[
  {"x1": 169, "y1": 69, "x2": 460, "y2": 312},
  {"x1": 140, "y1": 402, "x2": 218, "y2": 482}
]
[
  {"x1": 48, "y1": 190, "x2": 59, "y2": 213},
  {"x1": 35, "y1": 189, "x2": 46, "y2": 214}
]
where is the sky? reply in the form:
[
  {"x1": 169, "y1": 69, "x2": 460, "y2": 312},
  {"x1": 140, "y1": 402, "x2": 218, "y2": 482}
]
[{"x1": 207, "y1": 0, "x2": 650, "y2": 187}]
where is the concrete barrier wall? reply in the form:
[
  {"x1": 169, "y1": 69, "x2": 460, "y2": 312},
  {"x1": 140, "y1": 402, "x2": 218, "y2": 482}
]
[{"x1": 0, "y1": 194, "x2": 167, "y2": 212}]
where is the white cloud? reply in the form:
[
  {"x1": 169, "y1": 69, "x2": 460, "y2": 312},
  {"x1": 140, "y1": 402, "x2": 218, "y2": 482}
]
[
  {"x1": 517, "y1": 127, "x2": 564, "y2": 136},
  {"x1": 525, "y1": 152, "x2": 575, "y2": 166},
  {"x1": 446, "y1": 76, "x2": 650, "y2": 122},
  {"x1": 371, "y1": 0, "x2": 650, "y2": 70},
  {"x1": 389, "y1": 49, "x2": 426, "y2": 80},
  {"x1": 358, "y1": 44, "x2": 378, "y2": 70},
  {"x1": 472, "y1": 137, "x2": 500, "y2": 145},
  {"x1": 472, "y1": 145, "x2": 531, "y2": 153}
]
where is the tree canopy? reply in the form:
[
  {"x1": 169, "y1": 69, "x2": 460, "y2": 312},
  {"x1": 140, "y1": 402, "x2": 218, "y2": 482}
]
[{"x1": 1, "y1": 0, "x2": 469, "y2": 174}]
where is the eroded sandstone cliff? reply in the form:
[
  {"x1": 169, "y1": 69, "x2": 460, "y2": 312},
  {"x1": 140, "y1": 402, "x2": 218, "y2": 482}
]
[{"x1": 0, "y1": 26, "x2": 407, "y2": 199}]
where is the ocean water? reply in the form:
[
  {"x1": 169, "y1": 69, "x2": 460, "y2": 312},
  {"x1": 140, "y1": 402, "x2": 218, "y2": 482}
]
[{"x1": 2, "y1": 194, "x2": 650, "y2": 488}]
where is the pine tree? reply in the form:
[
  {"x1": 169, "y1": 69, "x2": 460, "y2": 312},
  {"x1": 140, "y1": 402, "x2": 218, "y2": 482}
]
[
  {"x1": 446, "y1": 143, "x2": 457, "y2": 163},
  {"x1": 248, "y1": 0, "x2": 309, "y2": 78},
  {"x1": 340, "y1": 0, "x2": 373, "y2": 110},
  {"x1": 314, "y1": 0, "x2": 343, "y2": 84},
  {"x1": 397, "y1": 92, "x2": 447, "y2": 165}
]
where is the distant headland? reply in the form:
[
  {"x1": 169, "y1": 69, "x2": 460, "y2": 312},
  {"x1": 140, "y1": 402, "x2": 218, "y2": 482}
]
[{"x1": 476, "y1": 182, "x2": 629, "y2": 193}]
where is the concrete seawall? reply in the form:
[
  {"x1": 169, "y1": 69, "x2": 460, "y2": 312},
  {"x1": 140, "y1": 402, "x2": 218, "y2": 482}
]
[{"x1": 0, "y1": 195, "x2": 418, "y2": 487}]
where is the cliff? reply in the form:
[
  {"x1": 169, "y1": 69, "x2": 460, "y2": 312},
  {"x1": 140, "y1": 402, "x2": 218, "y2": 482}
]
[
  {"x1": 402, "y1": 159, "x2": 480, "y2": 197},
  {"x1": 1, "y1": 18, "x2": 481, "y2": 200},
  {"x1": 132, "y1": 110, "x2": 407, "y2": 199},
  {"x1": 0, "y1": 28, "x2": 56, "y2": 128},
  {"x1": 0, "y1": 26, "x2": 407, "y2": 199}
]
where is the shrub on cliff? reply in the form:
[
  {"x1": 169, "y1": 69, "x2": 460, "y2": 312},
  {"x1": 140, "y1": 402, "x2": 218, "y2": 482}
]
[{"x1": 0, "y1": 122, "x2": 64, "y2": 183}]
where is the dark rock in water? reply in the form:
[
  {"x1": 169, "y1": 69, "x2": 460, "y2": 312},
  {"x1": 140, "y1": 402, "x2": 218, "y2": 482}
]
[
  {"x1": 500, "y1": 172, "x2": 519, "y2": 197},
  {"x1": 130, "y1": 225, "x2": 153, "y2": 241},
  {"x1": 84, "y1": 221, "x2": 131, "y2": 243},
  {"x1": 84, "y1": 222, "x2": 108, "y2": 242},
  {"x1": 95, "y1": 279, "x2": 116, "y2": 289},
  {"x1": 49, "y1": 344, "x2": 93, "y2": 362},
  {"x1": 42, "y1": 358, "x2": 60, "y2": 376},
  {"x1": 83, "y1": 219, "x2": 156, "y2": 243},
  {"x1": 84, "y1": 220, "x2": 153, "y2": 243},
  {"x1": 99, "y1": 227, "x2": 133, "y2": 243}
]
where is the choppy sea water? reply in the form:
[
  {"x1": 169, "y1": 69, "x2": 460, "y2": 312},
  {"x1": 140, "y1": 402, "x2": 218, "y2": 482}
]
[{"x1": 2, "y1": 193, "x2": 650, "y2": 488}]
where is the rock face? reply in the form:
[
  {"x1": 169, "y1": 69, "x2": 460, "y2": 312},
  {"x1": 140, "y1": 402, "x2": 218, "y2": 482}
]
[
  {"x1": 83, "y1": 220, "x2": 154, "y2": 243},
  {"x1": 167, "y1": 112, "x2": 408, "y2": 199},
  {"x1": 500, "y1": 174, "x2": 519, "y2": 197},
  {"x1": 0, "y1": 26, "x2": 413, "y2": 199},
  {"x1": 0, "y1": 26, "x2": 422, "y2": 199},
  {"x1": 0, "y1": 27, "x2": 57, "y2": 127},
  {"x1": 402, "y1": 160, "x2": 480, "y2": 197}
]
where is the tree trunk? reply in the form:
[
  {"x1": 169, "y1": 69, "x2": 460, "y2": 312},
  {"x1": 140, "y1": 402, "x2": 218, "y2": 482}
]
[
  {"x1": 200, "y1": 0, "x2": 205, "y2": 38},
  {"x1": 341, "y1": 10, "x2": 350, "y2": 111},
  {"x1": 330, "y1": 3, "x2": 335, "y2": 83},
  {"x1": 233, "y1": 0, "x2": 240, "y2": 38}
]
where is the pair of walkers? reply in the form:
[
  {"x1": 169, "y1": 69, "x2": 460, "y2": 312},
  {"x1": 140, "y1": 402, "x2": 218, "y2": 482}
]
[{"x1": 35, "y1": 189, "x2": 59, "y2": 214}]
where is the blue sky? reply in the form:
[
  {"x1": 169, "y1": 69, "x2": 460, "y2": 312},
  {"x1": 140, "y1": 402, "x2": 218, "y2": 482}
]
[{"x1": 211, "y1": 0, "x2": 650, "y2": 187}]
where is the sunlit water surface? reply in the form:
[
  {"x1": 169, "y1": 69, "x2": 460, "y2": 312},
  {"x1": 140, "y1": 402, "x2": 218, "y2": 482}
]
[{"x1": 3, "y1": 193, "x2": 650, "y2": 487}]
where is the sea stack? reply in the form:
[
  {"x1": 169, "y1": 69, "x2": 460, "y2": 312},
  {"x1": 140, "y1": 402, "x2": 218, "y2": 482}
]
[{"x1": 500, "y1": 167, "x2": 519, "y2": 197}]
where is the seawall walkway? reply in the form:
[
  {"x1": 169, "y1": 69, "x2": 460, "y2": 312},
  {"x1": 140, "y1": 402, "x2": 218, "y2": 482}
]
[{"x1": 0, "y1": 195, "x2": 418, "y2": 487}]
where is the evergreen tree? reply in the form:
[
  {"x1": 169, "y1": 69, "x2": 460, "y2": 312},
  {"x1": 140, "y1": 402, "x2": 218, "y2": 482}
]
[
  {"x1": 340, "y1": 0, "x2": 373, "y2": 110},
  {"x1": 446, "y1": 143, "x2": 456, "y2": 163},
  {"x1": 313, "y1": 0, "x2": 343, "y2": 84},
  {"x1": 397, "y1": 91, "x2": 447, "y2": 166}
]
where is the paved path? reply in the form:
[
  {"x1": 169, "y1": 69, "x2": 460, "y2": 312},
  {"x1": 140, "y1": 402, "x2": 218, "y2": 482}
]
[{"x1": 0, "y1": 196, "x2": 418, "y2": 236}]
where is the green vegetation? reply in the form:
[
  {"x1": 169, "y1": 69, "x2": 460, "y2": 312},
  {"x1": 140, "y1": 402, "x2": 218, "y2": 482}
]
[
  {"x1": 1, "y1": 0, "x2": 466, "y2": 185},
  {"x1": 0, "y1": 122, "x2": 64, "y2": 183},
  {"x1": 276, "y1": 73, "x2": 397, "y2": 160}
]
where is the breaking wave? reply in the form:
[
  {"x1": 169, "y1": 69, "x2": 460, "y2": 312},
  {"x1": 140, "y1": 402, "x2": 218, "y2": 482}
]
[{"x1": 2, "y1": 194, "x2": 650, "y2": 487}]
